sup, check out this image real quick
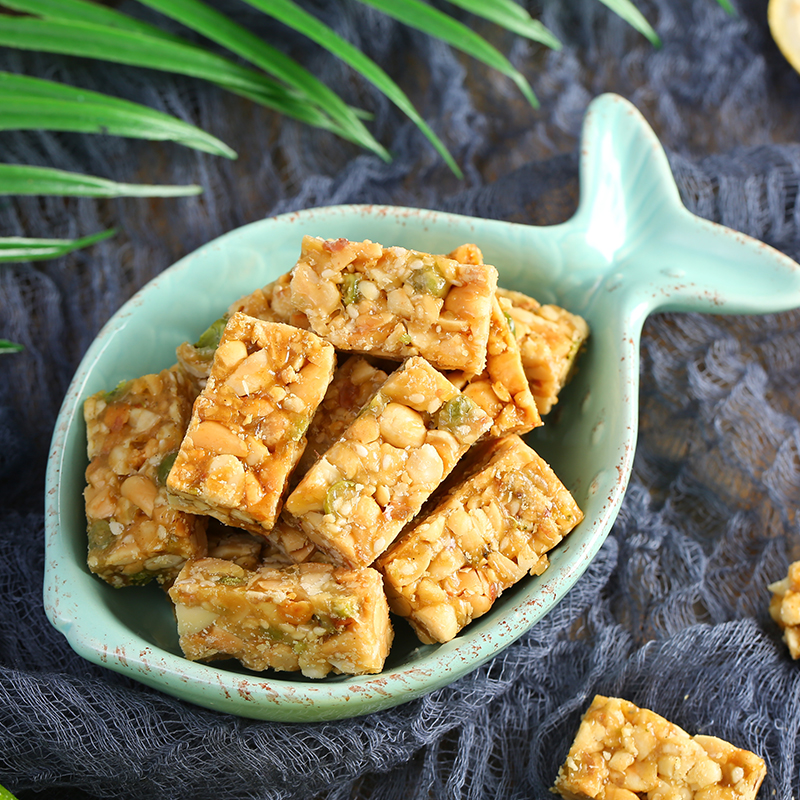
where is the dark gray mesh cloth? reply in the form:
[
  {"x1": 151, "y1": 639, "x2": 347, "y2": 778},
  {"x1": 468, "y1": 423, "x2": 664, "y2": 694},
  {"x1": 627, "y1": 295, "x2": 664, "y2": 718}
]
[{"x1": 2, "y1": 0, "x2": 800, "y2": 797}]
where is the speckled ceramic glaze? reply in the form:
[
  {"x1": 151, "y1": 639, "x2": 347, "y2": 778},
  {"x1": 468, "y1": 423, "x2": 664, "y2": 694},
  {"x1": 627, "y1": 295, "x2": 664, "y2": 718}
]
[{"x1": 44, "y1": 94, "x2": 800, "y2": 721}]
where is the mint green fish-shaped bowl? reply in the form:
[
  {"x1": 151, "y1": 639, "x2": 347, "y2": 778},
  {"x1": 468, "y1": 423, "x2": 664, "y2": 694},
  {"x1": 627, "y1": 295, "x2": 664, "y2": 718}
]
[{"x1": 44, "y1": 94, "x2": 800, "y2": 721}]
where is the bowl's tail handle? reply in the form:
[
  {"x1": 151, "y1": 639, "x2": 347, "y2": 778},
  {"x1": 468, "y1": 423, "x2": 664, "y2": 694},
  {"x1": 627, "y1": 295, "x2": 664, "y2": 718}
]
[{"x1": 563, "y1": 93, "x2": 800, "y2": 319}]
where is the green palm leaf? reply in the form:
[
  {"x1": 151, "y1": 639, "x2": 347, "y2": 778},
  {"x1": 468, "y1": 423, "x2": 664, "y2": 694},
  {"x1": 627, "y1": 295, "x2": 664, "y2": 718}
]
[
  {"x1": 5, "y1": 0, "x2": 382, "y2": 155},
  {"x1": 0, "y1": 72, "x2": 236, "y2": 158},
  {"x1": 357, "y1": 0, "x2": 539, "y2": 107},
  {"x1": 595, "y1": 0, "x2": 661, "y2": 45},
  {"x1": 0, "y1": 0, "x2": 183, "y2": 40},
  {"x1": 443, "y1": 0, "x2": 561, "y2": 50},
  {"x1": 134, "y1": 0, "x2": 388, "y2": 159},
  {"x1": 0, "y1": 16, "x2": 341, "y2": 133},
  {"x1": 0, "y1": 164, "x2": 201, "y2": 197},
  {"x1": 241, "y1": 0, "x2": 462, "y2": 177},
  {"x1": 0, "y1": 340, "x2": 24, "y2": 354},
  {"x1": 0, "y1": 0, "x2": 724, "y2": 178},
  {"x1": 0, "y1": 228, "x2": 115, "y2": 263}
]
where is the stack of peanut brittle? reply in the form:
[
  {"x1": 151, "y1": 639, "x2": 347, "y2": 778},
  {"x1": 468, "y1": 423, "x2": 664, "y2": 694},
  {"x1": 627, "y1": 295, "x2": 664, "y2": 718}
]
[{"x1": 81, "y1": 236, "x2": 588, "y2": 679}]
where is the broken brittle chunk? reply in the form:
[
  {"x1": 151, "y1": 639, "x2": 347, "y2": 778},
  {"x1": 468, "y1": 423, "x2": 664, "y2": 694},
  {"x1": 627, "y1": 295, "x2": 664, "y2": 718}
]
[
  {"x1": 168, "y1": 557, "x2": 393, "y2": 678},
  {"x1": 498, "y1": 287, "x2": 589, "y2": 416},
  {"x1": 175, "y1": 315, "x2": 229, "y2": 388},
  {"x1": 266, "y1": 518, "x2": 327, "y2": 564},
  {"x1": 769, "y1": 560, "x2": 800, "y2": 658},
  {"x1": 166, "y1": 312, "x2": 335, "y2": 536},
  {"x1": 83, "y1": 366, "x2": 207, "y2": 587},
  {"x1": 294, "y1": 355, "x2": 391, "y2": 480},
  {"x1": 446, "y1": 294, "x2": 541, "y2": 438},
  {"x1": 376, "y1": 434, "x2": 582, "y2": 643},
  {"x1": 289, "y1": 236, "x2": 498, "y2": 374},
  {"x1": 228, "y1": 271, "x2": 310, "y2": 330},
  {"x1": 206, "y1": 522, "x2": 268, "y2": 571},
  {"x1": 553, "y1": 695, "x2": 766, "y2": 800},
  {"x1": 284, "y1": 356, "x2": 492, "y2": 568}
]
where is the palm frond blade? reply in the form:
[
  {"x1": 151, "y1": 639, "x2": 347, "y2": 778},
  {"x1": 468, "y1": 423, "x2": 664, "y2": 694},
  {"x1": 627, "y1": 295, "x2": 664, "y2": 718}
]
[
  {"x1": 0, "y1": 229, "x2": 116, "y2": 263},
  {"x1": 357, "y1": 0, "x2": 538, "y2": 107},
  {"x1": 595, "y1": 0, "x2": 661, "y2": 45},
  {"x1": 0, "y1": 164, "x2": 202, "y2": 197},
  {"x1": 135, "y1": 0, "x2": 388, "y2": 158},
  {"x1": 241, "y1": 0, "x2": 461, "y2": 176},
  {"x1": 0, "y1": 72, "x2": 236, "y2": 158},
  {"x1": 0, "y1": 17, "x2": 339, "y2": 132},
  {"x1": 443, "y1": 0, "x2": 561, "y2": 50}
]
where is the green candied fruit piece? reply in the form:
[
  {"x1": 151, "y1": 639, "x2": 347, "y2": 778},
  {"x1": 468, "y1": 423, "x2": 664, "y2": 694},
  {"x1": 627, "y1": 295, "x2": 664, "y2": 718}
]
[
  {"x1": 503, "y1": 310, "x2": 516, "y2": 337},
  {"x1": 127, "y1": 571, "x2": 154, "y2": 587},
  {"x1": 156, "y1": 450, "x2": 179, "y2": 486},
  {"x1": 264, "y1": 627, "x2": 287, "y2": 642},
  {"x1": 286, "y1": 414, "x2": 311, "y2": 443},
  {"x1": 409, "y1": 262, "x2": 448, "y2": 297},
  {"x1": 314, "y1": 615, "x2": 337, "y2": 635},
  {"x1": 292, "y1": 640, "x2": 309, "y2": 654},
  {"x1": 324, "y1": 480, "x2": 358, "y2": 516},
  {"x1": 340, "y1": 273, "x2": 360, "y2": 305},
  {"x1": 436, "y1": 394, "x2": 483, "y2": 436},
  {"x1": 87, "y1": 519, "x2": 114, "y2": 551},
  {"x1": 329, "y1": 596, "x2": 359, "y2": 620},
  {"x1": 193, "y1": 316, "x2": 228, "y2": 351},
  {"x1": 216, "y1": 574, "x2": 246, "y2": 586},
  {"x1": 102, "y1": 379, "x2": 132, "y2": 403},
  {"x1": 358, "y1": 390, "x2": 388, "y2": 418}
]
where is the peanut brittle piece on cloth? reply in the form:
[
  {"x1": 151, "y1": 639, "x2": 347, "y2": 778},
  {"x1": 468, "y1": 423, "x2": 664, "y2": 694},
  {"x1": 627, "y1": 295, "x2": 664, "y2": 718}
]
[{"x1": 553, "y1": 695, "x2": 766, "y2": 800}]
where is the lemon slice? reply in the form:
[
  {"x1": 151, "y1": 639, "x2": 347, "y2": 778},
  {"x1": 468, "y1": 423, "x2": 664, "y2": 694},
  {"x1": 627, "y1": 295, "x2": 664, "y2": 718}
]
[{"x1": 769, "y1": 0, "x2": 800, "y2": 74}]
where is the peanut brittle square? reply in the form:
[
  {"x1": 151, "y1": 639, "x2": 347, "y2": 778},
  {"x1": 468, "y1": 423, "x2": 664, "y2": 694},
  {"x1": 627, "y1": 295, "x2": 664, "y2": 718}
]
[
  {"x1": 167, "y1": 312, "x2": 335, "y2": 535},
  {"x1": 284, "y1": 356, "x2": 492, "y2": 568},
  {"x1": 83, "y1": 366, "x2": 207, "y2": 587},
  {"x1": 168, "y1": 558, "x2": 393, "y2": 678},
  {"x1": 377, "y1": 434, "x2": 582, "y2": 643},
  {"x1": 289, "y1": 236, "x2": 498, "y2": 374}
]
